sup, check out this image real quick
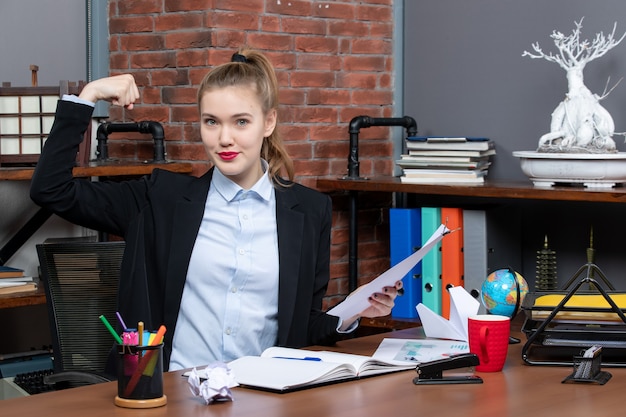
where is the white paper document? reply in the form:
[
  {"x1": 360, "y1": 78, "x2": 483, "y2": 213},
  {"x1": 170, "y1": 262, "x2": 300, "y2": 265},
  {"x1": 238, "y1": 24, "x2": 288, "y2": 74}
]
[
  {"x1": 416, "y1": 286, "x2": 479, "y2": 341},
  {"x1": 0, "y1": 281, "x2": 28, "y2": 288},
  {"x1": 373, "y1": 338, "x2": 469, "y2": 364},
  {"x1": 328, "y1": 224, "x2": 450, "y2": 321}
]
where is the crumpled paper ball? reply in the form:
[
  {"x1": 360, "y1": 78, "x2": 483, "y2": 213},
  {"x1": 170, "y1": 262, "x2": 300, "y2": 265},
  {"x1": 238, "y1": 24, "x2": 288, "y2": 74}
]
[{"x1": 187, "y1": 362, "x2": 238, "y2": 404}]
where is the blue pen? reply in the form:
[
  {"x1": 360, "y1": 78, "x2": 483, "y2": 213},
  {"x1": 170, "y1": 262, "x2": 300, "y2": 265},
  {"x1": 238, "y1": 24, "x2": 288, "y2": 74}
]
[{"x1": 273, "y1": 356, "x2": 322, "y2": 361}]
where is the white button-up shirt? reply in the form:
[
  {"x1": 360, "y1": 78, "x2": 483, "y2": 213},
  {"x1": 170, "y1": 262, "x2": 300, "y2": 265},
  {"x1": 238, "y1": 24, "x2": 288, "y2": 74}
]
[{"x1": 169, "y1": 165, "x2": 279, "y2": 370}]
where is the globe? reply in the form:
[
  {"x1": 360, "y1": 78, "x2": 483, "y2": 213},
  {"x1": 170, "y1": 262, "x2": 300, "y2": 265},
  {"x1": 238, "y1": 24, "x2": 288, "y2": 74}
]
[{"x1": 481, "y1": 268, "x2": 529, "y2": 317}]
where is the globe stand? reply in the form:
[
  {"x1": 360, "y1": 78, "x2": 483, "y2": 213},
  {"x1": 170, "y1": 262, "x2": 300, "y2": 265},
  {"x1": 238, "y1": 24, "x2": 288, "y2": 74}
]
[{"x1": 508, "y1": 278, "x2": 522, "y2": 344}]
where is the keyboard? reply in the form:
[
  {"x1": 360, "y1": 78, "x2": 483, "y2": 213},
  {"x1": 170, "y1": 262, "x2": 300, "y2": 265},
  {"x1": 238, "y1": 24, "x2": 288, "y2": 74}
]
[{"x1": 12, "y1": 369, "x2": 55, "y2": 395}]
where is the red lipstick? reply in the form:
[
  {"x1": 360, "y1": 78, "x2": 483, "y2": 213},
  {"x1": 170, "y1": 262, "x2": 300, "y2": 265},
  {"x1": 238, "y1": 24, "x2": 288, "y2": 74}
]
[{"x1": 218, "y1": 152, "x2": 238, "y2": 161}]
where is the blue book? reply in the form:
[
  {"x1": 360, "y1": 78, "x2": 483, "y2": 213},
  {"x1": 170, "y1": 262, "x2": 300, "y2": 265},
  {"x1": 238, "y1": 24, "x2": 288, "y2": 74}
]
[
  {"x1": 420, "y1": 207, "x2": 442, "y2": 315},
  {"x1": 0, "y1": 265, "x2": 24, "y2": 278},
  {"x1": 389, "y1": 208, "x2": 422, "y2": 319}
]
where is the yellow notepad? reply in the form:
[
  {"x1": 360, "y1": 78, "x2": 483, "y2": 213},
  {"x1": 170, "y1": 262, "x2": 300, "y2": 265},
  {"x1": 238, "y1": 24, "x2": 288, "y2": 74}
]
[{"x1": 531, "y1": 293, "x2": 626, "y2": 322}]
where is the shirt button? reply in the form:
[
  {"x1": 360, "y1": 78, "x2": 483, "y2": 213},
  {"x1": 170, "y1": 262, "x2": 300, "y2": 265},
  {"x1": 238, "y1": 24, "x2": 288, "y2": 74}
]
[
  {"x1": 242, "y1": 214, "x2": 249, "y2": 220},
  {"x1": 225, "y1": 328, "x2": 231, "y2": 335},
  {"x1": 231, "y1": 287, "x2": 237, "y2": 293},
  {"x1": 238, "y1": 248, "x2": 245, "y2": 255}
]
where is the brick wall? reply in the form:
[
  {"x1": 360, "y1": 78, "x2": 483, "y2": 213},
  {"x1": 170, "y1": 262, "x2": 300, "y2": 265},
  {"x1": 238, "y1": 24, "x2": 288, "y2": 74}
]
[{"x1": 107, "y1": 0, "x2": 395, "y2": 308}]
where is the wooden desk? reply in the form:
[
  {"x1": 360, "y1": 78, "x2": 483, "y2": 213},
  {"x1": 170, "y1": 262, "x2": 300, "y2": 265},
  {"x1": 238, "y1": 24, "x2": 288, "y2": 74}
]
[{"x1": 2, "y1": 326, "x2": 624, "y2": 417}]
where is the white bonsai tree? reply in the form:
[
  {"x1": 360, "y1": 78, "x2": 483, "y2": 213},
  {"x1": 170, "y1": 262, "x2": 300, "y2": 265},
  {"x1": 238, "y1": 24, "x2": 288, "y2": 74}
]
[{"x1": 523, "y1": 18, "x2": 626, "y2": 153}]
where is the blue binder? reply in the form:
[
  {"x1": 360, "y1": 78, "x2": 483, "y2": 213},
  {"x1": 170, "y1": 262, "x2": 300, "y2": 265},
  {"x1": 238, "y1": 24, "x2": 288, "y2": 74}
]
[
  {"x1": 389, "y1": 208, "x2": 422, "y2": 318},
  {"x1": 421, "y1": 207, "x2": 442, "y2": 315}
]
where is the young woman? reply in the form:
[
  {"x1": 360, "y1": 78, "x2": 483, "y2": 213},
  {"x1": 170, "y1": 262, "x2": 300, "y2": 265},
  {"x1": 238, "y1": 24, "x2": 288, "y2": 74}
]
[{"x1": 31, "y1": 48, "x2": 401, "y2": 371}]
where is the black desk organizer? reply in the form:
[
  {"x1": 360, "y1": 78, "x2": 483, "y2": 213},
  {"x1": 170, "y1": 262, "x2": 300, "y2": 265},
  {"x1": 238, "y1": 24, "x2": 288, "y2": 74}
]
[
  {"x1": 521, "y1": 261, "x2": 626, "y2": 367},
  {"x1": 562, "y1": 347, "x2": 612, "y2": 385}
]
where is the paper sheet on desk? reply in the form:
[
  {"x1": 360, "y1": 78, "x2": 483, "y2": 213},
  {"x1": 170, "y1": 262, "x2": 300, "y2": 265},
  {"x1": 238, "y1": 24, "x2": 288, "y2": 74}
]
[
  {"x1": 328, "y1": 224, "x2": 450, "y2": 321},
  {"x1": 416, "y1": 286, "x2": 479, "y2": 341},
  {"x1": 373, "y1": 338, "x2": 469, "y2": 364}
]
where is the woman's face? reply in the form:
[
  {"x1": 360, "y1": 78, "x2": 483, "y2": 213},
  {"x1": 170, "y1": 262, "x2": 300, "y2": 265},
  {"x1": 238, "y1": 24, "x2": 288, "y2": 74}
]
[{"x1": 199, "y1": 84, "x2": 276, "y2": 189}]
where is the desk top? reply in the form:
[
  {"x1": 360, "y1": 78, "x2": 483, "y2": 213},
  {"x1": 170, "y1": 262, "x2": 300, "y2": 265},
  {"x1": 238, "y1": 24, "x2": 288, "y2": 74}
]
[{"x1": 2, "y1": 326, "x2": 625, "y2": 417}]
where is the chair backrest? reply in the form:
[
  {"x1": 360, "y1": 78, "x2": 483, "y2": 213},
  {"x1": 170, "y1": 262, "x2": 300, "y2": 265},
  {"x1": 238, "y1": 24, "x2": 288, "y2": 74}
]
[{"x1": 36, "y1": 238, "x2": 125, "y2": 376}]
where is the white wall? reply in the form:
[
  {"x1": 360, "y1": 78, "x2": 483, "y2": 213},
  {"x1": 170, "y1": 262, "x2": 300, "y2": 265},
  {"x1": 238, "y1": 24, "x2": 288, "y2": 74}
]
[
  {"x1": 0, "y1": 0, "x2": 86, "y2": 86},
  {"x1": 0, "y1": 0, "x2": 92, "y2": 356}
]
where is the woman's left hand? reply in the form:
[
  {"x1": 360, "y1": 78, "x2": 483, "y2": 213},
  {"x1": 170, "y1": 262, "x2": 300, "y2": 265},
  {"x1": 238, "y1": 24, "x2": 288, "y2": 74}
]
[
  {"x1": 338, "y1": 280, "x2": 404, "y2": 331},
  {"x1": 359, "y1": 280, "x2": 404, "y2": 318}
]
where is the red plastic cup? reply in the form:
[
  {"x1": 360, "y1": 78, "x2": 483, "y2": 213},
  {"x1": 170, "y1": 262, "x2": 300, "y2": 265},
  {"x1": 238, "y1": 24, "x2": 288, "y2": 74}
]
[{"x1": 468, "y1": 314, "x2": 510, "y2": 372}]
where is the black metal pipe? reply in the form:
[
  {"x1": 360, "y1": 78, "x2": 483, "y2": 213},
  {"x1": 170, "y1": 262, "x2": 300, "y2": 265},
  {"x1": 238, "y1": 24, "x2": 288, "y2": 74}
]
[
  {"x1": 96, "y1": 121, "x2": 167, "y2": 162},
  {"x1": 348, "y1": 190, "x2": 359, "y2": 292},
  {"x1": 344, "y1": 115, "x2": 418, "y2": 291},
  {"x1": 346, "y1": 115, "x2": 418, "y2": 180}
]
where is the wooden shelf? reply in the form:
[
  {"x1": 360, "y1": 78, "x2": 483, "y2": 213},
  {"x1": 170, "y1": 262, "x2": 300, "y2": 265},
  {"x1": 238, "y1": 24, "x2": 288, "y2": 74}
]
[
  {"x1": 0, "y1": 286, "x2": 46, "y2": 309},
  {"x1": 317, "y1": 176, "x2": 626, "y2": 204},
  {"x1": 0, "y1": 160, "x2": 194, "y2": 181}
]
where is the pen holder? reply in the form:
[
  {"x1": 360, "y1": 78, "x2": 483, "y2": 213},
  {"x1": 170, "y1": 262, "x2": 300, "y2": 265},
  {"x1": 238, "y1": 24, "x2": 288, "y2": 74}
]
[
  {"x1": 114, "y1": 343, "x2": 167, "y2": 408},
  {"x1": 562, "y1": 350, "x2": 612, "y2": 385}
]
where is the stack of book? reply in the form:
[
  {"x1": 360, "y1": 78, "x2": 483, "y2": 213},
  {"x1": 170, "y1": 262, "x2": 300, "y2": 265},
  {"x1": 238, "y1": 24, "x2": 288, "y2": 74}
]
[
  {"x1": 0, "y1": 266, "x2": 37, "y2": 295},
  {"x1": 396, "y1": 137, "x2": 495, "y2": 184}
]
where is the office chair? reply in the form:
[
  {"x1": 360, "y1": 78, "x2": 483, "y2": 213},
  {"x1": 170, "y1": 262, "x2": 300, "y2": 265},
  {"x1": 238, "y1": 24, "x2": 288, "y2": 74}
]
[{"x1": 36, "y1": 237, "x2": 125, "y2": 389}]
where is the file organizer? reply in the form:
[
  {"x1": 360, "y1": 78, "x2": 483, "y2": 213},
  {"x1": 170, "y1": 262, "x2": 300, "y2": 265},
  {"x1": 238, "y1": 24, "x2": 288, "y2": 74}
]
[
  {"x1": 389, "y1": 208, "x2": 422, "y2": 318},
  {"x1": 521, "y1": 263, "x2": 626, "y2": 367}
]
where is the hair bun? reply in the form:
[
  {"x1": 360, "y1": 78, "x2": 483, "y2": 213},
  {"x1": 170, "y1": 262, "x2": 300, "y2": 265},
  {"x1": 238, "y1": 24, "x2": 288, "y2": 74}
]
[{"x1": 231, "y1": 53, "x2": 248, "y2": 63}]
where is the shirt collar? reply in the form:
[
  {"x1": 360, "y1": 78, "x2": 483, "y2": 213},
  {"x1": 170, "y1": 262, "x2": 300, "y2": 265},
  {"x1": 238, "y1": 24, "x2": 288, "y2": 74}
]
[{"x1": 211, "y1": 160, "x2": 273, "y2": 203}]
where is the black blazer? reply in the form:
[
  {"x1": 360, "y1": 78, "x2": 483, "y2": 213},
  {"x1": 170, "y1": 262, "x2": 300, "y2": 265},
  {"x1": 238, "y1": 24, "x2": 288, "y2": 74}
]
[{"x1": 31, "y1": 100, "x2": 341, "y2": 369}]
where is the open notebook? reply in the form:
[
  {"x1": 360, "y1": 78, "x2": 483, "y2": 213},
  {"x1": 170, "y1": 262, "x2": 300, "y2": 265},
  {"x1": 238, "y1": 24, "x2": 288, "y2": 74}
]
[{"x1": 206, "y1": 346, "x2": 416, "y2": 392}]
